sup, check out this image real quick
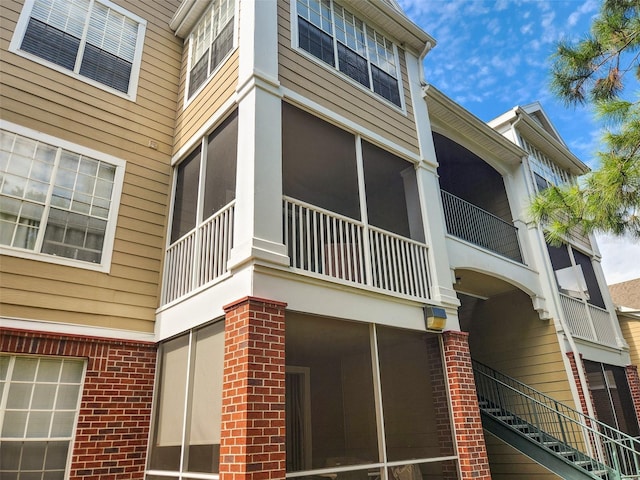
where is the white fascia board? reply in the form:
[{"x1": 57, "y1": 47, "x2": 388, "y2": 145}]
[
  {"x1": 1, "y1": 317, "x2": 156, "y2": 343},
  {"x1": 353, "y1": 0, "x2": 436, "y2": 54},
  {"x1": 424, "y1": 85, "x2": 526, "y2": 166},
  {"x1": 170, "y1": 0, "x2": 211, "y2": 38},
  {"x1": 515, "y1": 111, "x2": 589, "y2": 175}
]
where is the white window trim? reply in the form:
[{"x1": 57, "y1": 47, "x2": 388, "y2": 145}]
[
  {"x1": 0, "y1": 120, "x2": 125, "y2": 273},
  {"x1": 0, "y1": 354, "x2": 87, "y2": 480},
  {"x1": 8, "y1": 0, "x2": 147, "y2": 101},
  {"x1": 182, "y1": 0, "x2": 239, "y2": 108},
  {"x1": 290, "y1": 0, "x2": 406, "y2": 113}
]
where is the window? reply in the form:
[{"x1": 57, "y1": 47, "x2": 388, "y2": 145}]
[
  {"x1": 285, "y1": 314, "x2": 457, "y2": 477},
  {"x1": 0, "y1": 123, "x2": 125, "y2": 270},
  {"x1": 547, "y1": 243, "x2": 605, "y2": 308},
  {"x1": 10, "y1": 0, "x2": 146, "y2": 98},
  {"x1": 296, "y1": 0, "x2": 402, "y2": 107},
  {"x1": 148, "y1": 321, "x2": 225, "y2": 476},
  {"x1": 187, "y1": 0, "x2": 235, "y2": 98},
  {"x1": 0, "y1": 355, "x2": 85, "y2": 480},
  {"x1": 169, "y1": 110, "x2": 238, "y2": 244}
]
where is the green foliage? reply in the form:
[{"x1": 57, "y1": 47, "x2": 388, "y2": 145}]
[{"x1": 533, "y1": 0, "x2": 640, "y2": 243}]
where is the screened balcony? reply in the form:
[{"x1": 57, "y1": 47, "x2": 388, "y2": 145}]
[
  {"x1": 282, "y1": 103, "x2": 431, "y2": 300},
  {"x1": 434, "y1": 132, "x2": 523, "y2": 263},
  {"x1": 548, "y1": 243, "x2": 620, "y2": 348}
]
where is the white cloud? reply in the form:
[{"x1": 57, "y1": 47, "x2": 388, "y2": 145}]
[
  {"x1": 596, "y1": 234, "x2": 640, "y2": 284},
  {"x1": 567, "y1": 0, "x2": 599, "y2": 27}
]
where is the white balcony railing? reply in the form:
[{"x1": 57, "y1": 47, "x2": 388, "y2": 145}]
[
  {"x1": 559, "y1": 293, "x2": 619, "y2": 347},
  {"x1": 440, "y1": 190, "x2": 523, "y2": 263},
  {"x1": 162, "y1": 201, "x2": 235, "y2": 305},
  {"x1": 284, "y1": 196, "x2": 430, "y2": 299}
]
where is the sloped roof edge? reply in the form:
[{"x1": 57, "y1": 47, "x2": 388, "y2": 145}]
[
  {"x1": 423, "y1": 84, "x2": 527, "y2": 167},
  {"x1": 489, "y1": 105, "x2": 589, "y2": 176}
]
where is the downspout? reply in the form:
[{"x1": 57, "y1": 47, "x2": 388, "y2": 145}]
[
  {"x1": 418, "y1": 41, "x2": 433, "y2": 88},
  {"x1": 517, "y1": 108, "x2": 599, "y2": 422}
]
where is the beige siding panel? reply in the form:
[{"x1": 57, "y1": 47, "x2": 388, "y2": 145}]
[
  {"x1": 173, "y1": 52, "x2": 240, "y2": 155},
  {"x1": 621, "y1": 319, "x2": 640, "y2": 368},
  {"x1": 277, "y1": 2, "x2": 419, "y2": 156},
  {"x1": 0, "y1": 256, "x2": 157, "y2": 296},
  {"x1": 2, "y1": 273, "x2": 157, "y2": 309},
  {"x1": 485, "y1": 434, "x2": 560, "y2": 479},
  {"x1": 1, "y1": 0, "x2": 181, "y2": 331},
  {"x1": 468, "y1": 290, "x2": 576, "y2": 407},
  {"x1": 0, "y1": 304, "x2": 154, "y2": 333}
]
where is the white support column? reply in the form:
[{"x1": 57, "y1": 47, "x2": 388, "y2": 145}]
[
  {"x1": 404, "y1": 49, "x2": 460, "y2": 320},
  {"x1": 228, "y1": 0, "x2": 289, "y2": 270}
]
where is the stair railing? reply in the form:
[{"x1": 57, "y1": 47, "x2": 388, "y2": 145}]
[{"x1": 473, "y1": 361, "x2": 640, "y2": 478}]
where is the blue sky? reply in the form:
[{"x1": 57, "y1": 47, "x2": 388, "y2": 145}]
[{"x1": 397, "y1": 0, "x2": 640, "y2": 284}]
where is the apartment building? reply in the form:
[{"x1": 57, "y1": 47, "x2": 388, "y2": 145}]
[{"x1": 1, "y1": 1, "x2": 638, "y2": 480}]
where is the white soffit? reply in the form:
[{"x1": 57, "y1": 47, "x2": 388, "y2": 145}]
[
  {"x1": 170, "y1": 0, "x2": 211, "y2": 38},
  {"x1": 424, "y1": 84, "x2": 526, "y2": 167}
]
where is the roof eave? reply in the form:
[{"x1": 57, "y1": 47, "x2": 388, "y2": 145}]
[{"x1": 424, "y1": 85, "x2": 527, "y2": 167}]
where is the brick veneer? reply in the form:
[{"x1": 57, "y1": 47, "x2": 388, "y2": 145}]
[
  {"x1": 1, "y1": 328, "x2": 156, "y2": 480},
  {"x1": 625, "y1": 364, "x2": 640, "y2": 426},
  {"x1": 566, "y1": 351, "x2": 593, "y2": 417},
  {"x1": 426, "y1": 335, "x2": 457, "y2": 480},
  {"x1": 220, "y1": 297, "x2": 286, "y2": 480},
  {"x1": 442, "y1": 330, "x2": 491, "y2": 480}
]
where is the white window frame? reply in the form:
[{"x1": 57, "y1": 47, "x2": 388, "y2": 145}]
[
  {"x1": 183, "y1": 0, "x2": 238, "y2": 106},
  {"x1": 0, "y1": 120, "x2": 125, "y2": 273},
  {"x1": 0, "y1": 354, "x2": 86, "y2": 480},
  {"x1": 291, "y1": 0, "x2": 405, "y2": 110},
  {"x1": 9, "y1": 0, "x2": 147, "y2": 101}
]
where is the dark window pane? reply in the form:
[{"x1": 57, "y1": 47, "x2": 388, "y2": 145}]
[
  {"x1": 210, "y1": 20, "x2": 234, "y2": 73},
  {"x1": 371, "y1": 65, "x2": 400, "y2": 106},
  {"x1": 546, "y1": 243, "x2": 572, "y2": 272},
  {"x1": 298, "y1": 17, "x2": 334, "y2": 66},
  {"x1": 573, "y1": 249, "x2": 605, "y2": 308},
  {"x1": 171, "y1": 148, "x2": 201, "y2": 243},
  {"x1": 21, "y1": 18, "x2": 79, "y2": 71},
  {"x1": 189, "y1": 49, "x2": 209, "y2": 97},
  {"x1": 204, "y1": 110, "x2": 237, "y2": 218},
  {"x1": 282, "y1": 103, "x2": 360, "y2": 220},
  {"x1": 533, "y1": 172, "x2": 549, "y2": 192},
  {"x1": 337, "y1": 42, "x2": 369, "y2": 88},
  {"x1": 362, "y1": 141, "x2": 413, "y2": 238},
  {"x1": 79, "y1": 43, "x2": 132, "y2": 93}
]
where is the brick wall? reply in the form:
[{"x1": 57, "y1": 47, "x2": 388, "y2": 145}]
[
  {"x1": 220, "y1": 296, "x2": 286, "y2": 480},
  {"x1": 1, "y1": 328, "x2": 156, "y2": 480},
  {"x1": 442, "y1": 330, "x2": 491, "y2": 480},
  {"x1": 625, "y1": 364, "x2": 640, "y2": 426},
  {"x1": 566, "y1": 351, "x2": 592, "y2": 417},
  {"x1": 426, "y1": 335, "x2": 457, "y2": 479}
]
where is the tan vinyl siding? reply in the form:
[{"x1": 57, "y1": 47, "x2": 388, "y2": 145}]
[
  {"x1": 0, "y1": 0, "x2": 183, "y2": 333},
  {"x1": 173, "y1": 49, "x2": 239, "y2": 155},
  {"x1": 620, "y1": 318, "x2": 640, "y2": 369},
  {"x1": 278, "y1": 1, "x2": 419, "y2": 156},
  {"x1": 485, "y1": 434, "x2": 561, "y2": 479},
  {"x1": 468, "y1": 290, "x2": 576, "y2": 407},
  {"x1": 465, "y1": 290, "x2": 575, "y2": 479}
]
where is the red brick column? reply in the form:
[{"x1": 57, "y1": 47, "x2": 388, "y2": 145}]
[
  {"x1": 220, "y1": 296, "x2": 286, "y2": 480},
  {"x1": 426, "y1": 335, "x2": 457, "y2": 480},
  {"x1": 566, "y1": 352, "x2": 593, "y2": 417},
  {"x1": 1, "y1": 328, "x2": 156, "y2": 480},
  {"x1": 442, "y1": 330, "x2": 491, "y2": 480},
  {"x1": 625, "y1": 364, "x2": 640, "y2": 425}
]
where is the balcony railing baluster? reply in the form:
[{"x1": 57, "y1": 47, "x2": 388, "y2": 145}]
[{"x1": 440, "y1": 189, "x2": 523, "y2": 263}]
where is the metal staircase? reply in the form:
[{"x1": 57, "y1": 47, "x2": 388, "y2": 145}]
[{"x1": 473, "y1": 361, "x2": 640, "y2": 479}]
